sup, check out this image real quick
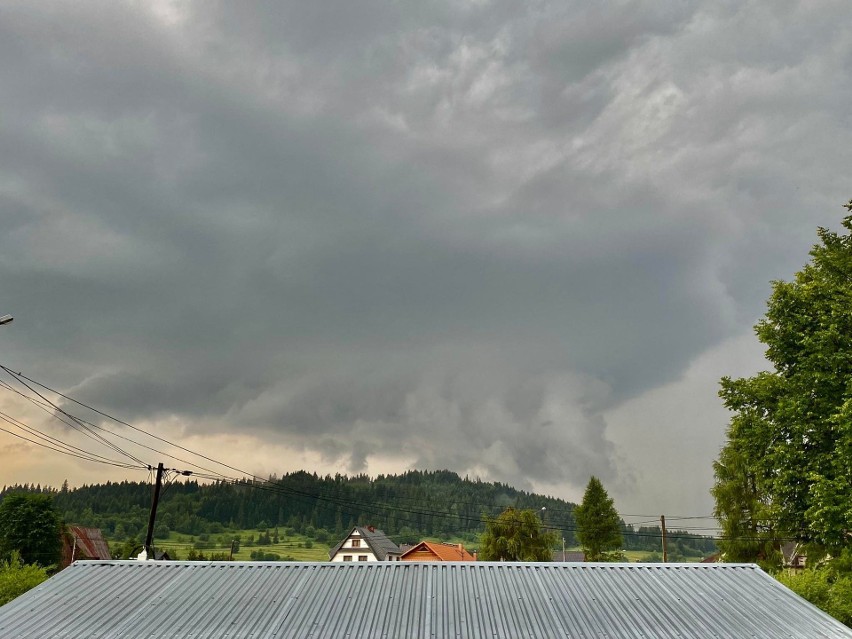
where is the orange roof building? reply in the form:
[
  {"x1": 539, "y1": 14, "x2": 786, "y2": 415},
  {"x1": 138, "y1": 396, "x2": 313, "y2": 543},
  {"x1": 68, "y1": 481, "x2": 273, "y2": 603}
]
[{"x1": 401, "y1": 541, "x2": 476, "y2": 562}]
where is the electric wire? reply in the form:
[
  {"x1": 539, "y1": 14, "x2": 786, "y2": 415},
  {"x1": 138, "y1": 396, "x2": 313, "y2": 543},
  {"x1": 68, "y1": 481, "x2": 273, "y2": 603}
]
[
  {"x1": 1, "y1": 365, "x2": 257, "y2": 480},
  {"x1": 0, "y1": 377, "x2": 232, "y2": 478},
  {"x1": 0, "y1": 371, "x2": 149, "y2": 468},
  {"x1": 0, "y1": 409, "x2": 143, "y2": 468},
  {"x1": 0, "y1": 425, "x2": 142, "y2": 469},
  {"x1": 0, "y1": 365, "x2": 805, "y2": 547},
  {"x1": 0, "y1": 365, "x2": 733, "y2": 531}
]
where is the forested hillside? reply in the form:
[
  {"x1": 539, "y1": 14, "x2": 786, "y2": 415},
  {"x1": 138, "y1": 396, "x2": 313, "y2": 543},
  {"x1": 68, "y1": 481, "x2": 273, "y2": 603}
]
[{"x1": 0, "y1": 470, "x2": 715, "y2": 559}]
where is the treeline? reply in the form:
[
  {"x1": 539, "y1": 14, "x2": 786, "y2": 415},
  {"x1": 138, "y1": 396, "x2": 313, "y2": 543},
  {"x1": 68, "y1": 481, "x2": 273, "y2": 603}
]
[{"x1": 0, "y1": 471, "x2": 714, "y2": 557}]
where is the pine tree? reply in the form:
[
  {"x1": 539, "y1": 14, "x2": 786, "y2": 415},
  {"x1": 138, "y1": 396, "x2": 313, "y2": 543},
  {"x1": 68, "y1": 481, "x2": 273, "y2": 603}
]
[{"x1": 574, "y1": 477, "x2": 623, "y2": 561}]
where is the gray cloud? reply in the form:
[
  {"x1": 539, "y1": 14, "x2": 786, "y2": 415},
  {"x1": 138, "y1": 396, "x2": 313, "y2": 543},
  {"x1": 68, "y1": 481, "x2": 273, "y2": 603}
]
[{"x1": 2, "y1": 0, "x2": 851, "y2": 506}]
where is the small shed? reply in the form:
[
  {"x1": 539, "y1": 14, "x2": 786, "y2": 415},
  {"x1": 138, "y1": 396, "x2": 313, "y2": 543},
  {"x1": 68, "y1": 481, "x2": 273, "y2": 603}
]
[
  {"x1": 0, "y1": 561, "x2": 849, "y2": 638},
  {"x1": 60, "y1": 526, "x2": 111, "y2": 567}
]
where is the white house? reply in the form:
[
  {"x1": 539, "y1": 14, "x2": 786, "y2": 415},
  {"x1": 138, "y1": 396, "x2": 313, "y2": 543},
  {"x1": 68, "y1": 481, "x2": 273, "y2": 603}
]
[{"x1": 328, "y1": 525, "x2": 402, "y2": 562}]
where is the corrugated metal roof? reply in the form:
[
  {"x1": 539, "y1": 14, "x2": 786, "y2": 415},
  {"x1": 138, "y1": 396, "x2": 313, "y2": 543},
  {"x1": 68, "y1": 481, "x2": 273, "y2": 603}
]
[{"x1": 1, "y1": 561, "x2": 849, "y2": 638}]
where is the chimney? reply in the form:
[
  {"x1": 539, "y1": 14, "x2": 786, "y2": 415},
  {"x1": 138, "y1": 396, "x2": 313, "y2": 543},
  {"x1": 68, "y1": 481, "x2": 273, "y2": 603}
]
[
  {"x1": 367, "y1": 525, "x2": 375, "y2": 533},
  {"x1": 473, "y1": 551, "x2": 477, "y2": 561}
]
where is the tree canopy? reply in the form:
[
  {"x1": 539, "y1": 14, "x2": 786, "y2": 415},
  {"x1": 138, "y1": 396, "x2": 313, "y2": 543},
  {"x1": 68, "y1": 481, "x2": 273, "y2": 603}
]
[
  {"x1": 0, "y1": 493, "x2": 63, "y2": 568},
  {"x1": 479, "y1": 507, "x2": 557, "y2": 561},
  {"x1": 713, "y1": 210, "x2": 852, "y2": 561},
  {"x1": 574, "y1": 477, "x2": 623, "y2": 561}
]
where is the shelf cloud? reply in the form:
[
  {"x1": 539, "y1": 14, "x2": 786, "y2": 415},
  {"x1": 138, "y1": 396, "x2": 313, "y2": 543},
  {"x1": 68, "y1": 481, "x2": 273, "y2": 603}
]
[{"x1": 2, "y1": 0, "x2": 850, "y2": 515}]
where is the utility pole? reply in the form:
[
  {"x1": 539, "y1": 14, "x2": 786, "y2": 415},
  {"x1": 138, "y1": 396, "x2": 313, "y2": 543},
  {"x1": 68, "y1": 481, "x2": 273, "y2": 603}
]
[
  {"x1": 143, "y1": 463, "x2": 165, "y2": 559},
  {"x1": 229, "y1": 539, "x2": 237, "y2": 561},
  {"x1": 660, "y1": 515, "x2": 668, "y2": 563}
]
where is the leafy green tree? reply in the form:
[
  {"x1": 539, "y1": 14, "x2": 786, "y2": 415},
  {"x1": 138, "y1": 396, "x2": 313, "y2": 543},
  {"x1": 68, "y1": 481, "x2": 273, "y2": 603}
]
[
  {"x1": 714, "y1": 210, "x2": 852, "y2": 557},
  {"x1": 0, "y1": 493, "x2": 63, "y2": 567},
  {"x1": 0, "y1": 551, "x2": 50, "y2": 606},
  {"x1": 777, "y1": 548, "x2": 852, "y2": 628},
  {"x1": 479, "y1": 507, "x2": 556, "y2": 561},
  {"x1": 574, "y1": 477, "x2": 623, "y2": 561}
]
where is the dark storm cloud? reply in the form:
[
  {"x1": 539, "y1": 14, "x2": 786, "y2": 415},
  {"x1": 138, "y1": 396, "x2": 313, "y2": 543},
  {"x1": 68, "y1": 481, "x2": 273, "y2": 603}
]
[{"x1": 2, "y1": 0, "x2": 851, "y2": 498}]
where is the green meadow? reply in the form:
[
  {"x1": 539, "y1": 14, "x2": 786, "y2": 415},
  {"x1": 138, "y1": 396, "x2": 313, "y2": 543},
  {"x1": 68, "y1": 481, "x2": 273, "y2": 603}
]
[{"x1": 153, "y1": 528, "x2": 331, "y2": 562}]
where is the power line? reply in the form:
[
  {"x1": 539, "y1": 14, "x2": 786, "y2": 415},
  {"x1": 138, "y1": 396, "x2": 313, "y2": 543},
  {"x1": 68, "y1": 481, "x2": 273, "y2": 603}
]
[
  {"x1": 0, "y1": 365, "x2": 726, "y2": 530},
  {"x1": 1, "y1": 365, "x2": 257, "y2": 479},
  {"x1": 0, "y1": 365, "x2": 803, "y2": 547},
  {"x1": 0, "y1": 409, "x2": 144, "y2": 469},
  {"x1": 0, "y1": 377, "x2": 232, "y2": 478},
  {"x1": 0, "y1": 371, "x2": 148, "y2": 468},
  {"x1": 0, "y1": 424, "x2": 142, "y2": 469}
]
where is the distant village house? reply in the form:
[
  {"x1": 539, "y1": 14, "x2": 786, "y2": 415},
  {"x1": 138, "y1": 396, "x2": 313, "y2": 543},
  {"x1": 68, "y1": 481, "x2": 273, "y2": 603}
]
[
  {"x1": 401, "y1": 541, "x2": 476, "y2": 562},
  {"x1": 328, "y1": 525, "x2": 402, "y2": 562},
  {"x1": 60, "y1": 526, "x2": 111, "y2": 568}
]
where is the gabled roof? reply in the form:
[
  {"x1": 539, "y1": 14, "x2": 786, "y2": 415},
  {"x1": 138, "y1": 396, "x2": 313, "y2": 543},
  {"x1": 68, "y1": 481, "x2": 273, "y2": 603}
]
[
  {"x1": 61, "y1": 526, "x2": 111, "y2": 567},
  {"x1": 327, "y1": 525, "x2": 401, "y2": 560},
  {"x1": 68, "y1": 526, "x2": 111, "y2": 560},
  {"x1": 1, "y1": 561, "x2": 850, "y2": 638},
  {"x1": 401, "y1": 541, "x2": 475, "y2": 561}
]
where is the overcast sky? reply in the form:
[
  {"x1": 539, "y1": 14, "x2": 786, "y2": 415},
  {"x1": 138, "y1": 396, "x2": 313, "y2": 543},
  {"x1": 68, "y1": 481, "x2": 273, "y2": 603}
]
[{"x1": 1, "y1": 0, "x2": 851, "y2": 525}]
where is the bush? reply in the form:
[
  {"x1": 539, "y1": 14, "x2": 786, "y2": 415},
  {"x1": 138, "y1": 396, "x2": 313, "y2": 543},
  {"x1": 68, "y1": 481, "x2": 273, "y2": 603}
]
[
  {"x1": 638, "y1": 552, "x2": 663, "y2": 563},
  {"x1": 0, "y1": 552, "x2": 49, "y2": 606},
  {"x1": 778, "y1": 567, "x2": 852, "y2": 627}
]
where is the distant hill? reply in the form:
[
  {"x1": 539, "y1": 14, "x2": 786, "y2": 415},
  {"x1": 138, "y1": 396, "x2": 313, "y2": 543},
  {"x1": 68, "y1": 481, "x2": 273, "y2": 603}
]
[{"x1": 1, "y1": 470, "x2": 715, "y2": 559}]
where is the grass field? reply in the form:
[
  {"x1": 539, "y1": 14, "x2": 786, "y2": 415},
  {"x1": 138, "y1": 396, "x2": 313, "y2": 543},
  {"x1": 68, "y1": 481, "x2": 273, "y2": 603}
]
[{"x1": 153, "y1": 529, "x2": 331, "y2": 562}]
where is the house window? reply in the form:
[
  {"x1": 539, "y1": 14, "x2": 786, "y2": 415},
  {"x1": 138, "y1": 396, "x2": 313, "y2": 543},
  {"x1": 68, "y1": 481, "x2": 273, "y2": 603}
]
[
  {"x1": 343, "y1": 555, "x2": 352, "y2": 562},
  {"x1": 359, "y1": 556, "x2": 368, "y2": 562},
  {"x1": 351, "y1": 539, "x2": 361, "y2": 548}
]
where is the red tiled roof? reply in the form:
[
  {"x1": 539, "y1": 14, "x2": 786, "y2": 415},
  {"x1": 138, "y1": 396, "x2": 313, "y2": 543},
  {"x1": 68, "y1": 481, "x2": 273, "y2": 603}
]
[{"x1": 401, "y1": 541, "x2": 475, "y2": 562}]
